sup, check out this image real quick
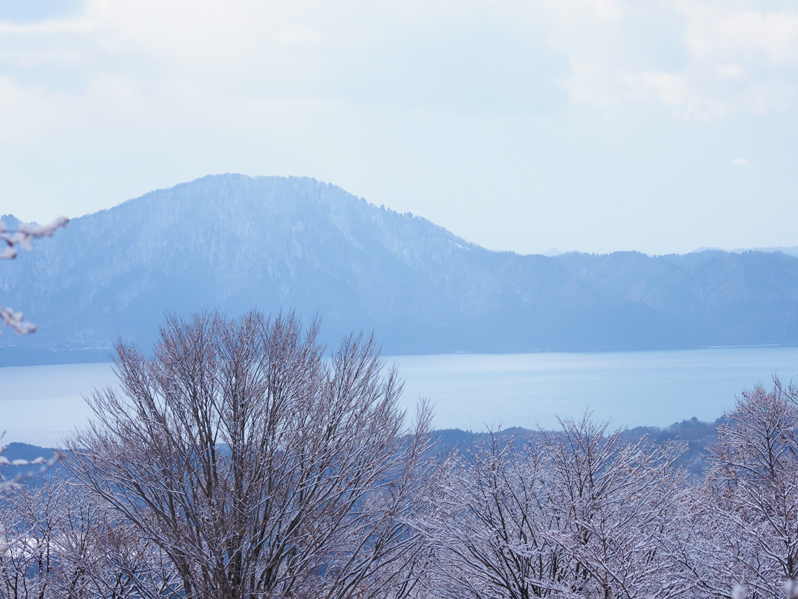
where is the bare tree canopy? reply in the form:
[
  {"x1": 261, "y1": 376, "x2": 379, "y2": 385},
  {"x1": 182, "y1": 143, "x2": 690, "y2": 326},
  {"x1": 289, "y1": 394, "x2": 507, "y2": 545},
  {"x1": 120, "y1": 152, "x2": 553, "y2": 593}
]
[
  {"x1": 422, "y1": 415, "x2": 686, "y2": 599},
  {"x1": 66, "y1": 310, "x2": 432, "y2": 599},
  {"x1": 679, "y1": 380, "x2": 798, "y2": 599}
]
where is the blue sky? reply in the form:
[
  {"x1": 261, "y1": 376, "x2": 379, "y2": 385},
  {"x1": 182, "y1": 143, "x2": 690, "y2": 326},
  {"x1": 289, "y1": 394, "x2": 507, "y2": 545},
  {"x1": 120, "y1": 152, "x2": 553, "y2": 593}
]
[{"x1": 0, "y1": 0, "x2": 796, "y2": 254}]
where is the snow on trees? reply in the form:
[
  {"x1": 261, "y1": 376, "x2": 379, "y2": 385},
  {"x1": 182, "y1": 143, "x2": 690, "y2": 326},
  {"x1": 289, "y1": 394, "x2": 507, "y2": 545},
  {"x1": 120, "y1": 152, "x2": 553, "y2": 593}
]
[
  {"x1": 2, "y1": 305, "x2": 797, "y2": 598},
  {"x1": 65, "y1": 310, "x2": 433, "y2": 599},
  {"x1": 0, "y1": 478, "x2": 180, "y2": 598},
  {"x1": 423, "y1": 416, "x2": 686, "y2": 599},
  {"x1": 679, "y1": 380, "x2": 798, "y2": 599},
  {"x1": 542, "y1": 416, "x2": 686, "y2": 599},
  {"x1": 420, "y1": 430, "x2": 565, "y2": 599}
]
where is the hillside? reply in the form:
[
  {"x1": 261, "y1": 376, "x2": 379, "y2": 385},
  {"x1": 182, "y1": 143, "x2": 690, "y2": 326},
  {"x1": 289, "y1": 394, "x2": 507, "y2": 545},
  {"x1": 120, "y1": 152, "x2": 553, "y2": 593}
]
[{"x1": 2, "y1": 174, "x2": 798, "y2": 364}]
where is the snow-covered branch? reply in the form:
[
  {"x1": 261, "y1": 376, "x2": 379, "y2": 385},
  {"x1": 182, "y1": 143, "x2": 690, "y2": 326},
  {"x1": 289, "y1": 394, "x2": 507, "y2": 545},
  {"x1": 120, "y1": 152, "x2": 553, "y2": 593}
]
[
  {"x1": 0, "y1": 216, "x2": 68, "y2": 260},
  {"x1": 0, "y1": 216, "x2": 68, "y2": 336},
  {"x1": 0, "y1": 451, "x2": 61, "y2": 494}
]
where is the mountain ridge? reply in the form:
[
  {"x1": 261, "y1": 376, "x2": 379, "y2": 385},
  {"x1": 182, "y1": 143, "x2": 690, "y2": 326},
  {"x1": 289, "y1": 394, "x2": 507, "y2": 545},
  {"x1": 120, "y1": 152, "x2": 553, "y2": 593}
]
[{"x1": 2, "y1": 174, "x2": 797, "y2": 365}]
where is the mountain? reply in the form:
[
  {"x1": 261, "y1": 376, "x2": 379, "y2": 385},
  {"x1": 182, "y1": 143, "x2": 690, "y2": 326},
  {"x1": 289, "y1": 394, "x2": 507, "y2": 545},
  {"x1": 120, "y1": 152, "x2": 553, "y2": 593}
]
[
  {"x1": 7, "y1": 417, "x2": 718, "y2": 486},
  {"x1": 1, "y1": 174, "x2": 798, "y2": 365}
]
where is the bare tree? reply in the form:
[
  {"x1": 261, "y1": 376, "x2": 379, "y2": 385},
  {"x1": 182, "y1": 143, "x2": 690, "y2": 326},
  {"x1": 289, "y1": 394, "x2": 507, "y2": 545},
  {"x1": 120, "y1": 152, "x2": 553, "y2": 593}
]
[
  {"x1": 0, "y1": 477, "x2": 178, "y2": 599},
  {"x1": 542, "y1": 415, "x2": 686, "y2": 599},
  {"x1": 0, "y1": 480, "x2": 61, "y2": 598},
  {"x1": 684, "y1": 381, "x2": 798, "y2": 599},
  {"x1": 424, "y1": 416, "x2": 686, "y2": 599},
  {"x1": 66, "y1": 310, "x2": 432, "y2": 599},
  {"x1": 421, "y1": 431, "x2": 570, "y2": 599}
]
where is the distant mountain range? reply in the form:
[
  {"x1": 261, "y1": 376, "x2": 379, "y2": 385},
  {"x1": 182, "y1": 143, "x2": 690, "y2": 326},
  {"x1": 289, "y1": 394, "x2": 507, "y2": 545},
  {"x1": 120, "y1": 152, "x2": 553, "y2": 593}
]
[
  {"x1": 693, "y1": 246, "x2": 798, "y2": 257},
  {"x1": 6, "y1": 416, "x2": 718, "y2": 483},
  {"x1": 2, "y1": 174, "x2": 798, "y2": 365}
]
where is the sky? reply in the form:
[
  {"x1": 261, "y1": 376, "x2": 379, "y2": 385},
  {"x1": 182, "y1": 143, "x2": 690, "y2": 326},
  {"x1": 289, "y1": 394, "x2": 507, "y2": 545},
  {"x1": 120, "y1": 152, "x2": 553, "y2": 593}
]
[{"x1": 0, "y1": 0, "x2": 796, "y2": 255}]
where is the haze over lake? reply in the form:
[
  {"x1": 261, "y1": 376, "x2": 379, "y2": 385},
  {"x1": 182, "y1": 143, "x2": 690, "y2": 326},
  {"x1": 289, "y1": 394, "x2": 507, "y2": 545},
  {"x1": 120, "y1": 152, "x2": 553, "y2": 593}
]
[{"x1": 2, "y1": 345, "x2": 798, "y2": 447}]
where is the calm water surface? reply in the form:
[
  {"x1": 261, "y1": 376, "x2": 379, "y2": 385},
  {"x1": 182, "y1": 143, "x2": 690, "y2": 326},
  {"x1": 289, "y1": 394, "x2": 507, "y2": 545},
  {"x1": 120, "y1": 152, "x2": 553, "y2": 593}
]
[
  {"x1": 391, "y1": 347, "x2": 798, "y2": 432},
  {"x1": 2, "y1": 347, "x2": 798, "y2": 446}
]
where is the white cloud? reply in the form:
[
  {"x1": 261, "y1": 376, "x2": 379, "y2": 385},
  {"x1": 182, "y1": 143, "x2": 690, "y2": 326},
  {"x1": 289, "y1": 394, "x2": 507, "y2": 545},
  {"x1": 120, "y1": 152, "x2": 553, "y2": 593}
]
[
  {"x1": 540, "y1": 0, "x2": 798, "y2": 117},
  {"x1": 687, "y1": 7, "x2": 798, "y2": 68},
  {"x1": 731, "y1": 157, "x2": 750, "y2": 167},
  {"x1": 1, "y1": 0, "x2": 795, "y2": 118}
]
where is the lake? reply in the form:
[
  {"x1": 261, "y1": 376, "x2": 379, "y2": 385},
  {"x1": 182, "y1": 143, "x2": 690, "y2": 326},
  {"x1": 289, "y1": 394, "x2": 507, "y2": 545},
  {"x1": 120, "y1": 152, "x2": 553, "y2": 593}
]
[{"x1": 1, "y1": 346, "x2": 798, "y2": 447}]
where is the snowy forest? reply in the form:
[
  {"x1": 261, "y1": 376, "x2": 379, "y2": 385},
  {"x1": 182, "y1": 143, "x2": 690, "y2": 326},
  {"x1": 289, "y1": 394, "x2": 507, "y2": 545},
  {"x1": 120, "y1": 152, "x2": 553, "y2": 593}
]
[{"x1": 0, "y1": 308, "x2": 796, "y2": 599}]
